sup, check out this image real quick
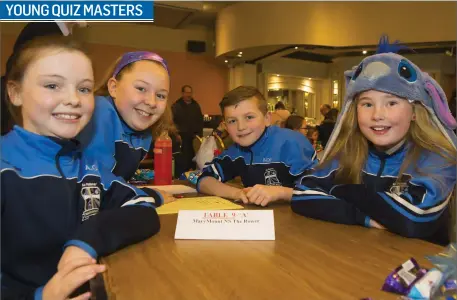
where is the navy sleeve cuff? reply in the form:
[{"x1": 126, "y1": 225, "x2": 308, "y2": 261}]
[
  {"x1": 364, "y1": 216, "x2": 371, "y2": 228},
  {"x1": 64, "y1": 239, "x2": 98, "y2": 259},
  {"x1": 139, "y1": 187, "x2": 164, "y2": 206},
  {"x1": 196, "y1": 176, "x2": 205, "y2": 193},
  {"x1": 34, "y1": 286, "x2": 44, "y2": 300}
]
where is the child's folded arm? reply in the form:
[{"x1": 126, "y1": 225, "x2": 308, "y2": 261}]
[
  {"x1": 291, "y1": 173, "x2": 368, "y2": 226},
  {"x1": 65, "y1": 177, "x2": 161, "y2": 258},
  {"x1": 198, "y1": 176, "x2": 247, "y2": 203},
  {"x1": 330, "y1": 165, "x2": 455, "y2": 238},
  {"x1": 196, "y1": 154, "x2": 241, "y2": 193},
  {"x1": 67, "y1": 205, "x2": 159, "y2": 259},
  {"x1": 332, "y1": 159, "x2": 456, "y2": 238}
]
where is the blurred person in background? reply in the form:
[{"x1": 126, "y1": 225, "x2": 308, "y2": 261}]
[
  {"x1": 270, "y1": 101, "x2": 290, "y2": 127},
  {"x1": 317, "y1": 108, "x2": 339, "y2": 148},
  {"x1": 172, "y1": 85, "x2": 204, "y2": 172},
  {"x1": 284, "y1": 115, "x2": 307, "y2": 137},
  {"x1": 319, "y1": 103, "x2": 331, "y2": 123}
]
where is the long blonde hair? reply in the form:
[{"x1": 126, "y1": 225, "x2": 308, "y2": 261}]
[
  {"x1": 321, "y1": 99, "x2": 457, "y2": 186},
  {"x1": 94, "y1": 56, "x2": 176, "y2": 139}
]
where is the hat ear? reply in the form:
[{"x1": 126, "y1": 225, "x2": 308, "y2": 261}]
[
  {"x1": 344, "y1": 69, "x2": 355, "y2": 88},
  {"x1": 423, "y1": 75, "x2": 457, "y2": 130}
]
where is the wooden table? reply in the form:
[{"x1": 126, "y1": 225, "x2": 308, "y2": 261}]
[{"x1": 101, "y1": 201, "x2": 443, "y2": 300}]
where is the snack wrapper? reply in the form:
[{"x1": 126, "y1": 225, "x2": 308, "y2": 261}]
[
  {"x1": 426, "y1": 243, "x2": 457, "y2": 284},
  {"x1": 129, "y1": 169, "x2": 154, "y2": 184},
  {"x1": 383, "y1": 244, "x2": 457, "y2": 300},
  {"x1": 382, "y1": 258, "x2": 428, "y2": 295},
  {"x1": 179, "y1": 170, "x2": 203, "y2": 186},
  {"x1": 407, "y1": 268, "x2": 443, "y2": 299},
  {"x1": 425, "y1": 243, "x2": 457, "y2": 299}
]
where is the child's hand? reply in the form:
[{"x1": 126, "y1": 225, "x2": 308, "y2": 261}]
[
  {"x1": 42, "y1": 257, "x2": 105, "y2": 300},
  {"x1": 231, "y1": 189, "x2": 249, "y2": 204},
  {"x1": 369, "y1": 219, "x2": 386, "y2": 230},
  {"x1": 244, "y1": 185, "x2": 288, "y2": 207},
  {"x1": 161, "y1": 192, "x2": 176, "y2": 204},
  {"x1": 155, "y1": 189, "x2": 176, "y2": 204},
  {"x1": 58, "y1": 246, "x2": 93, "y2": 272}
]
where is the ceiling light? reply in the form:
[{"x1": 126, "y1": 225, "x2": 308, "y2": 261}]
[
  {"x1": 276, "y1": 74, "x2": 280, "y2": 77},
  {"x1": 294, "y1": 46, "x2": 298, "y2": 50},
  {"x1": 224, "y1": 60, "x2": 228, "y2": 63},
  {"x1": 362, "y1": 50, "x2": 367, "y2": 54},
  {"x1": 238, "y1": 51, "x2": 243, "y2": 55},
  {"x1": 308, "y1": 78, "x2": 312, "y2": 80}
]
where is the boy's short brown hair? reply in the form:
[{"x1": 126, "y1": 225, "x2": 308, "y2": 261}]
[{"x1": 219, "y1": 86, "x2": 268, "y2": 116}]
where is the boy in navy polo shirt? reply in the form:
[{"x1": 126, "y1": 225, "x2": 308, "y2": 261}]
[{"x1": 197, "y1": 86, "x2": 317, "y2": 206}]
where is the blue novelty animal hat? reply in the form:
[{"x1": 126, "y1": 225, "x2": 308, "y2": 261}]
[{"x1": 323, "y1": 35, "x2": 457, "y2": 159}]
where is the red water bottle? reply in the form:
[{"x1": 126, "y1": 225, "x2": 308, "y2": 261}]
[{"x1": 153, "y1": 132, "x2": 172, "y2": 185}]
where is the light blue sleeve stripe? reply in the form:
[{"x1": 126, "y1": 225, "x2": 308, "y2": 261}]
[
  {"x1": 196, "y1": 177, "x2": 203, "y2": 193},
  {"x1": 34, "y1": 286, "x2": 44, "y2": 300},
  {"x1": 135, "y1": 202, "x2": 155, "y2": 208},
  {"x1": 379, "y1": 192, "x2": 444, "y2": 222},
  {"x1": 291, "y1": 195, "x2": 336, "y2": 201},
  {"x1": 63, "y1": 239, "x2": 98, "y2": 259},
  {"x1": 215, "y1": 162, "x2": 225, "y2": 182},
  {"x1": 157, "y1": 192, "x2": 164, "y2": 206},
  {"x1": 364, "y1": 216, "x2": 371, "y2": 228}
]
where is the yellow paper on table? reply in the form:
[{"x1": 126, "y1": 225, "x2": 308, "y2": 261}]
[{"x1": 156, "y1": 196, "x2": 244, "y2": 215}]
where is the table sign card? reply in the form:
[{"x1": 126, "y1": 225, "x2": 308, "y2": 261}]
[
  {"x1": 156, "y1": 196, "x2": 243, "y2": 215},
  {"x1": 174, "y1": 210, "x2": 275, "y2": 240}
]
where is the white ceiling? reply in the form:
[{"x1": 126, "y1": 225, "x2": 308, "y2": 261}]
[{"x1": 137, "y1": 2, "x2": 455, "y2": 64}]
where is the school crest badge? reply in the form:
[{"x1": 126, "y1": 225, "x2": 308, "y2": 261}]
[
  {"x1": 264, "y1": 168, "x2": 281, "y2": 186},
  {"x1": 81, "y1": 183, "x2": 101, "y2": 221},
  {"x1": 389, "y1": 182, "x2": 409, "y2": 196}
]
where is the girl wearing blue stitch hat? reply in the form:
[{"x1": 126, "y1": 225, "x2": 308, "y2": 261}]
[
  {"x1": 77, "y1": 51, "x2": 176, "y2": 203},
  {"x1": 291, "y1": 36, "x2": 457, "y2": 245}
]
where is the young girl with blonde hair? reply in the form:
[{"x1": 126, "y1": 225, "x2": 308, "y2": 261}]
[
  {"x1": 291, "y1": 36, "x2": 457, "y2": 244},
  {"x1": 2, "y1": 37, "x2": 163, "y2": 300}
]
